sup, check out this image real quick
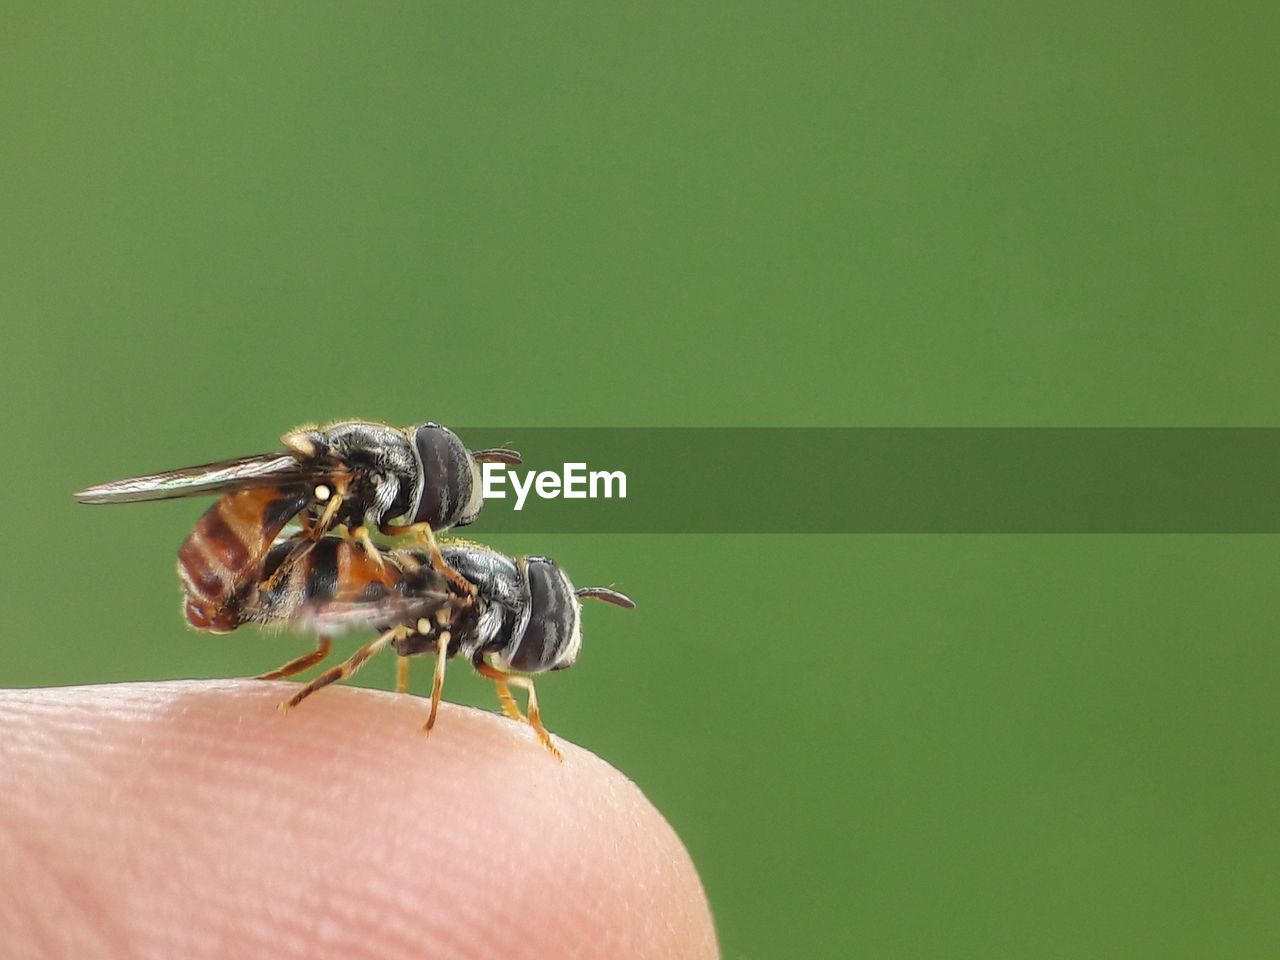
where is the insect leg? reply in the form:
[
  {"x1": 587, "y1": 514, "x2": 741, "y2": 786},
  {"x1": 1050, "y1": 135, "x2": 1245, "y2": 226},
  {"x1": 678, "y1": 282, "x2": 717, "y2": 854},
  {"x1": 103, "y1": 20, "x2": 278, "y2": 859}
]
[
  {"x1": 474, "y1": 661, "x2": 526, "y2": 723},
  {"x1": 295, "y1": 509, "x2": 315, "y2": 536},
  {"x1": 380, "y1": 521, "x2": 477, "y2": 596},
  {"x1": 261, "y1": 478, "x2": 347, "y2": 592},
  {"x1": 349, "y1": 525, "x2": 387, "y2": 573},
  {"x1": 508, "y1": 676, "x2": 561, "y2": 761},
  {"x1": 255, "y1": 635, "x2": 333, "y2": 680},
  {"x1": 278, "y1": 626, "x2": 400, "y2": 712},
  {"x1": 310, "y1": 476, "x2": 346, "y2": 534},
  {"x1": 395, "y1": 655, "x2": 411, "y2": 694},
  {"x1": 421, "y1": 630, "x2": 452, "y2": 735},
  {"x1": 475, "y1": 661, "x2": 561, "y2": 761}
]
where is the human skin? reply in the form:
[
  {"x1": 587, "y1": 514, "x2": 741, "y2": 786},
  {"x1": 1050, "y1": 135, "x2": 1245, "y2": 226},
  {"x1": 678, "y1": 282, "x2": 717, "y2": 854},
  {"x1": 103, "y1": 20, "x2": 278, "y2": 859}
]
[{"x1": 0, "y1": 681, "x2": 719, "y2": 959}]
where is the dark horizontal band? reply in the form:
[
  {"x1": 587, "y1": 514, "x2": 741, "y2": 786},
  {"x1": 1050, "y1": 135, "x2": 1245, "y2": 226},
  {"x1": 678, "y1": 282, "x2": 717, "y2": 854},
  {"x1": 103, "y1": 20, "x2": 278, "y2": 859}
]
[{"x1": 450, "y1": 428, "x2": 1280, "y2": 534}]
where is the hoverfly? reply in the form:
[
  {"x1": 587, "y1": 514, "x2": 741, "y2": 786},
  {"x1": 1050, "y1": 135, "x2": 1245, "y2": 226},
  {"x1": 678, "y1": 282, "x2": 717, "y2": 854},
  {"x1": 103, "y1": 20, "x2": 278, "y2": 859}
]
[
  {"x1": 76, "y1": 421, "x2": 521, "y2": 592},
  {"x1": 178, "y1": 490, "x2": 635, "y2": 759}
]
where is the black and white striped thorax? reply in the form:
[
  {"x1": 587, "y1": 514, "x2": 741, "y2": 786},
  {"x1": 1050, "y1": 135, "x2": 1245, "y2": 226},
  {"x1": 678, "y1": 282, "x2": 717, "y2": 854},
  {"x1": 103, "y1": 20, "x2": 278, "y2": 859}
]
[
  {"x1": 442, "y1": 545, "x2": 584, "y2": 674},
  {"x1": 290, "y1": 421, "x2": 417, "y2": 527}
]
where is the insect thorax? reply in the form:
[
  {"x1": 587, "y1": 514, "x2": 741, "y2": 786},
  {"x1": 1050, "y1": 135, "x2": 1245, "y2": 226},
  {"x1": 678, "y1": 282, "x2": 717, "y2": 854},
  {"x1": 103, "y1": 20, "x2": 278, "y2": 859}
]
[{"x1": 308, "y1": 422, "x2": 419, "y2": 526}]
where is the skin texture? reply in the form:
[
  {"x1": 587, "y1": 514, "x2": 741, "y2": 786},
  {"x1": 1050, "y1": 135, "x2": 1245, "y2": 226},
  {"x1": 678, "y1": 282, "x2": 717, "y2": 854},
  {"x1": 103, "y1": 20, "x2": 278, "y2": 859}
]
[{"x1": 0, "y1": 681, "x2": 718, "y2": 960}]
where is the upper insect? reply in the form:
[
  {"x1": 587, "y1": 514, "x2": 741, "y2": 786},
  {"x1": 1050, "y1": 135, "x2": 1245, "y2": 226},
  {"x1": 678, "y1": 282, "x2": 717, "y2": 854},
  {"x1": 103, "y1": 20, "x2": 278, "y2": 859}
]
[{"x1": 74, "y1": 420, "x2": 520, "y2": 535}]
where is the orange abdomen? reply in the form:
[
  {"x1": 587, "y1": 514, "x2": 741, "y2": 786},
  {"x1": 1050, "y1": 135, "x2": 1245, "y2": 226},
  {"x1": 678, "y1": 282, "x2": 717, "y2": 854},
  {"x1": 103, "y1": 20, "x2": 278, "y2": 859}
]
[{"x1": 177, "y1": 485, "x2": 311, "y2": 632}]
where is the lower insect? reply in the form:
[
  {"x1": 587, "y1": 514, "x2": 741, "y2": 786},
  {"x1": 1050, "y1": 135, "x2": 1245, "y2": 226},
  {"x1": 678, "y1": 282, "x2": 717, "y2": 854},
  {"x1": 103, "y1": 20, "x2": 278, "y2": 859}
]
[{"x1": 177, "y1": 491, "x2": 634, "y2": 758}]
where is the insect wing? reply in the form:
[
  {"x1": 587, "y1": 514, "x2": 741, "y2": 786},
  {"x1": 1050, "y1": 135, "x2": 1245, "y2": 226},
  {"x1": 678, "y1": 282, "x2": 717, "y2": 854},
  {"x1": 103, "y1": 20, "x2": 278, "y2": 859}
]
[
  {"x1": 75, "y1": 453, "x2": 311, "y2": 503},
  {"x1": 291, "y1": 591, "x2": 452, "y2": 634}
]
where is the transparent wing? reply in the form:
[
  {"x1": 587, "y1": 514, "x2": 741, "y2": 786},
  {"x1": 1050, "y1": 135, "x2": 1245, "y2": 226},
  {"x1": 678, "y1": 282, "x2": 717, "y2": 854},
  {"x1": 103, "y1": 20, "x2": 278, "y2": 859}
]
[
  {"x1": 74, "y1": 453, "x2": 313, "y2": 504},
  {"x1": 289, "y1": 590, "x2": 453, "y2": 634}
]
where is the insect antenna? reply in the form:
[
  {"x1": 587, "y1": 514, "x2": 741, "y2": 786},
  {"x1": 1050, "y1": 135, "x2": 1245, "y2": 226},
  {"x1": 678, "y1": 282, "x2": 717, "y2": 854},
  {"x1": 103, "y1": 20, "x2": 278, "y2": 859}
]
[{"x1": 575, "y1": 586, "x2": 636, "y2": 609}]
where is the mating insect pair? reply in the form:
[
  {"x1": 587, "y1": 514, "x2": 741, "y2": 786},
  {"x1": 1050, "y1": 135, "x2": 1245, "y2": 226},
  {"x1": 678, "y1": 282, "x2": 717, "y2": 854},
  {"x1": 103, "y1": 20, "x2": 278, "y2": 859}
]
[{"x1": 76, "y1": 421, "x2": 634, "y2": 758}]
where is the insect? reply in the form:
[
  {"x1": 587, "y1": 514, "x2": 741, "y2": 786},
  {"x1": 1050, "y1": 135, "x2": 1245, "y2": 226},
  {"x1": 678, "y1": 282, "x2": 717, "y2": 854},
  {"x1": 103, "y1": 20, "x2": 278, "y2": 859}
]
[
  {"x1": 75, "y1": 421, "x2": 522, "y2": 592},
  {"x1": 178, "y1": 490, "x2": 635, "y2": 758}
]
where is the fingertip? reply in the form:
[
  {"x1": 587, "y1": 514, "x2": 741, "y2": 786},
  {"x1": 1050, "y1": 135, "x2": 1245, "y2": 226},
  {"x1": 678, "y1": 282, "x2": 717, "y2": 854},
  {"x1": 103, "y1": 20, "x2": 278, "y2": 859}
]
[{"x1": 0, "y1": 681, "x2": 718, "y2": 959}]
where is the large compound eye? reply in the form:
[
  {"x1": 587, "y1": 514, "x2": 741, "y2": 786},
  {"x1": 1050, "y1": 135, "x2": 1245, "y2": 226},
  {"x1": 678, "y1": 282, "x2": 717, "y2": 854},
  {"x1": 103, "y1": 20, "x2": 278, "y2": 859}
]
[
  {"x1": 410, "y1": 424, "x2": 474, "y2": 528},
  {"x1": 506, "y1": 558, "x2": 580, "y2": 673}
]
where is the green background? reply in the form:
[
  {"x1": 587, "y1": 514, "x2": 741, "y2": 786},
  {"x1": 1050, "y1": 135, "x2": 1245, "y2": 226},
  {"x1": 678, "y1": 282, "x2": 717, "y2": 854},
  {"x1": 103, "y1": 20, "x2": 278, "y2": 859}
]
[{"x1": 4, "y1": 3, "x2": 1278, "y2": 957}]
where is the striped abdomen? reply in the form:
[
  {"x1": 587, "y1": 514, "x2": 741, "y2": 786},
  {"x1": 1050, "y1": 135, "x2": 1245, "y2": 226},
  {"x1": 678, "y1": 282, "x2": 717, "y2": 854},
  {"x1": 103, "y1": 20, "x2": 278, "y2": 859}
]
[
  {"x1": 246, "y1": 539, "x2": 456, "y2": 640},
  {"x1": 177, "y1": 485, "x2": 311, "y2": 633}
]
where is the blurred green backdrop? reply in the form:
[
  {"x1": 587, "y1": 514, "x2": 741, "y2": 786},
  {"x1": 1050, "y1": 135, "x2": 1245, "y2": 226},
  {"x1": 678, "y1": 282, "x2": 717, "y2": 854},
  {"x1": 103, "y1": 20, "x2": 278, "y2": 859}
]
[{"x1": 3, "y1": 3, "x2": 1278, "y2": 958}]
